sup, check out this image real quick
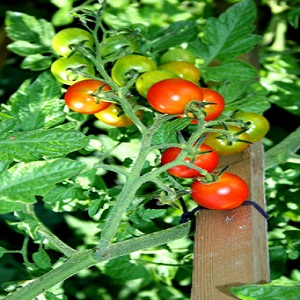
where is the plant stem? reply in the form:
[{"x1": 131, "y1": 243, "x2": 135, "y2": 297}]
[
  {"x1": 4, "y1": 222, "x2": 191, "y2": 300},
  {"x1": 25, "y1": 205, "x2": 76, "y2": 257}
]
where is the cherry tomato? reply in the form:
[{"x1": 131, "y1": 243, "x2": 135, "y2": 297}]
[
  {"x1": 160, "y1": 48, "x2": 196, "y2": 64},
  {"x1": 191, "y1": 172, "x2": 249, "y2": 210},
  {"x1": 161, "y1": 144, "x2": 219, "y2": 178},
  {"x1": 111, "y1": 54, "x2": 157, "y2": 86},
  {"x1": 94, "y1": 103, "x2": 143, "y2": 127},
  {"x1": 232, "y1": 111, "x2": 270, "y2": 143},
  {"x1": 51, "y1": 28, "x2": 94, "y2": 57},
  {"x1": 51, "y1": 54, "x2": 95, "y2": 85},
  {"x1": 100, "y1": 34, "x2": 140, "y2": 58},
  {"x1": 158, "y1": 61, "x2": 200, "y2": 83},
  {"x1": 147, "y1": 78, "x2": 204, "y2": 115},
  {"x1": 135, "y1": 69, "x2": 178, "y2": 98},
  {"x1": 183, "y1": 88, "x2": 225, "y2": 122},
  {"x1": 64, "y1": 79, "x2": 111, "y2": 114},
  {"x1": 204, "y1": 126, "x2": 251, "y2": 156}
]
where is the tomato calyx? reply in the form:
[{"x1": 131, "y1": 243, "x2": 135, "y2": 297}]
[
  {"x1": 184, "y1": 100, "x2": 218, "y2": 121},
  {"x1": 209, "y1": 124, "x2": 252, "y2": 146}
]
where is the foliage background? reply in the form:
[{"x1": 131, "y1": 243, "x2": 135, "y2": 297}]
[{"x1": 0, "y1": 0, "x2": 299, "y2": 299}]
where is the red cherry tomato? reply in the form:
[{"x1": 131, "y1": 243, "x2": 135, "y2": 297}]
[
  {"x1": 64, "y1": 79, "x2": 112, "y2": 114},
  {"x1": 161, "y1": 144, "x2": 219, "y2": 178},
  {"x1": 191, "y1": 172, "x2": 249, "y2": 210},
  {"x1": 147, "y1": 78, "x2": 204, "y2": 115}
]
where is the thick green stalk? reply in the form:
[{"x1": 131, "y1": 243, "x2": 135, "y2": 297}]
[{"x1": 4, "y1": 222, "x2": 191, "y2": 300}]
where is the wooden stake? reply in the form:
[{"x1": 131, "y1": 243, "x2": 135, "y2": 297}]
[{"x1": 191, "y1": 142, "x2": 269, "y2": 299}]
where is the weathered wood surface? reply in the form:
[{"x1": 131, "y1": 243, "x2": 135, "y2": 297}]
[{"x1": 191, "y1": 142, "x2": 269, "y2": 299}]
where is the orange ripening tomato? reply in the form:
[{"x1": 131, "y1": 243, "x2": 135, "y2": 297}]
[{"x1": 64, "y1": 79, "x2": 111, "y2": 114}]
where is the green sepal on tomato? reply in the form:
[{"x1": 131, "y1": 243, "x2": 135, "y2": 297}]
[
  {"x1": 181, "y1": 88, "x2": 225, "y2": 122},
  {"x1": 51, "y1": 54, "x2": 95, "y2": 85},
  {"x1": 231, "y1": 111, "x2": 270, "y2": 143},
  {"x1": 191, "y1": 172, "x2": 249, "y2": 210},
  {"x1": 204, "y1": 125, "x2": 251, "y2": 156},
  {"x1": 64, "y1": 79, "x2": 112, "y2": 114},
  {"x1": 111, "y1": 54, "x2": 157, "y2": 86},
  {"x1": 161, "y1": 144, "x2": 219, "y2": 178},
  {"x1": 147, "y1": 78, "x2": 204, "y2": 115},
  {"x1": 51, "y1": 28, "x2": 94, "y2": 57}
]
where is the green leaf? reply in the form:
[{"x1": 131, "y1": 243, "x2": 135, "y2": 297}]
[
  {"x1": 189, "y1": 0, "x2": 260, "y2": 65},
  {"x1": 231, "y1": 281, "x2": 300, "y2": 300},
  {"x1": 7, "y1": 41, "x2": 50, "y2": 56},
  {"x1": 43, "y1": 186, "x2": 79, "y2": 212},
  {"x1": 287, "y1": 7, "x2": 300, "y2": 29},
  {"x1": 150, "y1": 20, "x2": 198, "y2": 52},
  {"x1": 5, "y1": 11, "x2": 55, "y2": 46},
  {"x1": 202, "y1": 59, "x2": 258, "y2": 82},
  {"x1": 6, "y1": 72, "x2": 64, "y2": 130},
  {"x1": 0, "y1": 201, "x2": 26, "y2": 214},
  {"x1": 21, "y1": 54, "x2": 53, "y2": 71},
  {"x1": 265, "y1": 127, "x2": 300, "y2": 169},
  {"x1": 216, "y1": 80, "x2": 271, "y2": 114},
  {"x1": 0, "y1": 127, "x2": 90, "y2": 161},
  {"x1": 0, "y1": 114, "x2": 17, "y2": 135},
  {"x1": 32, "y1": 248, "x2": 52, "y2": 271},
  {"x1": 269, "y1": 246, "x2": 287, "y2": 280},
  {"x1": 0, "y1": 158, "x2": 85, "y2": 205},
  {"x1": 152, "y1": 117, "x2": 191, "y2": 145},
  {"x1": 0, "y1": 247, "x2": 8, "y2": 259},
  {"x1": 104, "y1": 255, "x2": 149, "y2": 281}
]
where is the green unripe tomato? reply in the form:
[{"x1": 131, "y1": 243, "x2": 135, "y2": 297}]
[
  {"x1": 51, "y1": 54, "x2": 95, "y2": 85},
  {"x1": 232, "y1": 111, "x2": 270, "y2": 143},
  {"x1": 135, "y1": 69, "x2": 179, "y2": 98},
  {"x1": 51, "y1": 28, "x2": 94, "y2": 57},
  {"x1": 111, "y1": 54, "x2": 157, "y2": 86},
  {"x1": 160, "y1": 48, "x2": 196, "y2": 64},
  {"x1": 100, "y1": 34, "x2": 140, "y2": 57},
  {"x1": 158, "y1": 61, "x2": 201, "y2": 83}
]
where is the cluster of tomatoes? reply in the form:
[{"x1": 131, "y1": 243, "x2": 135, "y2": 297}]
[{"x1": 50, "y1": 27, "x2": 270, "y2": 211}]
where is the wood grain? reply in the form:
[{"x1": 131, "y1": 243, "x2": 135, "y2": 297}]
[{"x1": 191, "y1": 142, "x2": 269, "y2": 299}]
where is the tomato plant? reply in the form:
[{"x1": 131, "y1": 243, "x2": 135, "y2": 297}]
[
  {"x1": 190, "y1": 172, "x2": 249, "y2": 210},
  {"x1": 160, "y1": 48, "x2": 196, "y2": 64},
  {"x1": 147, "y1": 78, "x2": 204, "y2": 114},
  {"x1": 161, "y1": 144, "x2": 219, "y2": 178},
  {"x1": 50, "y1": 54, "x2": 95, "y2": 85},
  {"x1": 111, "y1": 54, "x2": 157, "y2": 86},
  {"x1": 64, "y1": 79, "x2": 112, "y2": 114},
  {"x1": 135, "y1": 69, "x2": 178, "y2": 98},
  {"x1": 94, "y1": 103, "x2": 143, "y2": 127},
  {"x1": 204, "y1": 126, "x2": 251, "y2": 156},
  {"x1": 158, "y1": 61, "x2": 201, "y2": 83},
  {"x1": 51, "y1": 28, "x2": 94, "y2": 57},
  {"x1": 232, "y1": 111, "x2": 270, "y2": 143}
]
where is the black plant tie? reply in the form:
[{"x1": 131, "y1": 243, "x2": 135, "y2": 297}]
[
  {"x1": 179, "y1": 198, "x2": 269, "y2": 223},
  {"x1": 242, "y1": 200, "x2": 270, "y2": 220},
  {"x1": 179, "y1": 198, "x2": 206, "y2": 223}
]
